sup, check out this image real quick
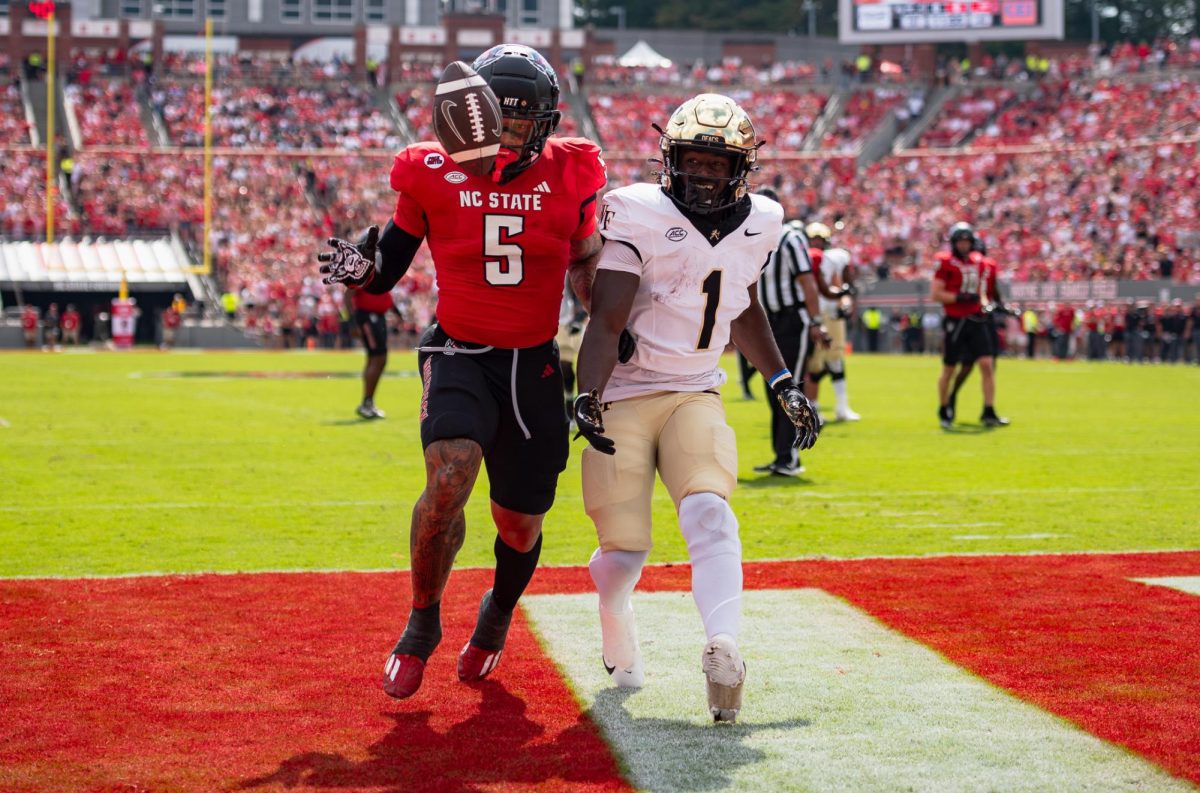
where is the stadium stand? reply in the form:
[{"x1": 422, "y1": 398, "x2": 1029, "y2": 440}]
[{"x1": 3, "y1": 48, "x2": 1199, "y2": 329}]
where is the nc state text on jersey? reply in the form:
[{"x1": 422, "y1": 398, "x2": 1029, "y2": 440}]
[{"x1": 458, "y1": 191, "x2": 544, "y2": 211}]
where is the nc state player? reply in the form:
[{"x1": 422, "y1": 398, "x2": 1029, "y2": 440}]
[
  {"x1": 930, "y1": 222, "x2": 1008, "y2": 428},
  {"x1": 573, "y1": 94, "x2": 819, "y2": 722},
  {"x1": 318, "y1": 44, "x2": 607, "y2": 699}
]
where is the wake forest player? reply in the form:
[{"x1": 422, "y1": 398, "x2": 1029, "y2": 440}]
[
  {"x1": 318, "y1": 44, "x2": 607, "y2": 699},
  {"x1": 573, "y1": 94, "x2": 820, "y2": 722},
  {"x1": 930, "y1": 222, "x2": 1009, "y2": 429},
  {"x1": 804, "y1": 222, "x2": 861, "y2": 422}
]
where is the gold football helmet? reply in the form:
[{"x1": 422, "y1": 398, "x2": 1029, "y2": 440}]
[
  {"x1": 658, "y1": 93, "x2": 759, "y2": 215},
  {"x1": 805, "y1": 222, "x2": 832, "y2": 242}
]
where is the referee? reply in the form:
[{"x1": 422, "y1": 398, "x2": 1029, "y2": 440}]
[{"x1": 754, "y1": 189, "x2": 827, "y2": 477}]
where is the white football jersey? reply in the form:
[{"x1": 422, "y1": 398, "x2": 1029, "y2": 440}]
[
  {"x1": 596, "y1": 183, "x2": 784, "y2": 402},
  {"x1": 818, "y1": 247, "x2": 851, "y2": 315}
]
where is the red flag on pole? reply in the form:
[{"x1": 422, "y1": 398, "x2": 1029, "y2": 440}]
[{"x1": 29, "y1": 1, "x2": 56, "y2": 19}]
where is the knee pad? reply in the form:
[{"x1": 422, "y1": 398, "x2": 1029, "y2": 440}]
[
  {"x1": 679, "y1": 492, "x2": 740, "y2": 563},
  {"x1": 827, "y1": 359, "x2": 845, "y2": 379}
]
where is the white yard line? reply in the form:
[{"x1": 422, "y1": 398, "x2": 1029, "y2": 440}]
[
  {"x1": 1132, "y1": 576, "x2": 1200, "y2": 596},
  {"x1": 525, "y1": 591, "x2": 1190, "y2": 793}
]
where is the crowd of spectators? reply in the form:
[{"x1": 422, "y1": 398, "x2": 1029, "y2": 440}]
[
  {"x1": 917, "y1": 85, "x2": 1015, "y2": 148},
  {"x1": 155, "y1": 81, "x2": 401, "y2": 150},
  {"x1": 2, "y1": 56, "x2": 33, "y2": 146},
  {"x1": 0, "y1": 151, "x2": 77, "y2": 238},
  {"x1": 3, "y1": 50, "x2": 1199, "y2": 336},
  {"x1": 821, "y1": 86, "x2": 908, "y2": 151},
  {"x1": 64, "y1": 78, "x2": 151, "y2": 147},
  {"x1": 969, "y1": 76, "x2": 1199, "y2": 147}
]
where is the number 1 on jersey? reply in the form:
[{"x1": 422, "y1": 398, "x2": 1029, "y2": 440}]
[
  {"x1": 697, "y1": 269, "x2": 722, "y2": 350},
  {"x1": 484, "y1": 215, "x2": 524, "y2": 286}
]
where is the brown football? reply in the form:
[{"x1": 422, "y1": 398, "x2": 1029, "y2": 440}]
[{"x1": 432, "y1": 61, "x2": 503, "y2": 178}]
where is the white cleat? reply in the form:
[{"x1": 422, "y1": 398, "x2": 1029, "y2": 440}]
[
  {"x1": 702, "y1": 633, "x2": 746, "y2": 723},
  {"x1": 835, "y1": 407, "x2": 861, "y2": 422},
  {"x1": 599, "y1": 603, "x2": 644, "y2": 688}
]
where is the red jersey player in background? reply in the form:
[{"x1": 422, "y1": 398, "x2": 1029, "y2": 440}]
[
  {"x1": 21, "y1": 304, "x2": 39, "y2": 348},
  {"x1": 930, "y1": 222, "x2": 1009, "y2": 429},
  {"x1": 318, "y1": 44, "x2": 607, "y2": 700},
  {"x1": 60, "y1": 304, "x2": 82, "y2": 346}
]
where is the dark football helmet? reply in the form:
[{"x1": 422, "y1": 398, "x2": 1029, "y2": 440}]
[
  {"x1": 472, "y1": 44, "x2": 561, "y2": 183},
  {"x1": 948, "y1": 222, "x2": 976, "y2": 245},
  {"x1": 658, "y1": 93, "x2": 759, "y2": 215}
]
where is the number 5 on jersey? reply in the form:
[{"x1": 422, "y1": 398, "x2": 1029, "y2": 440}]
[{"x1": 484, "y1": 214, "x2": 524, "y2": 286}]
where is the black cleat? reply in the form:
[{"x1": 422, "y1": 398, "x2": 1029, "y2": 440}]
[
  {"x1": 938, "y1": 405, "x2": 953, "y2": 429},
  {"x1": 981, "y1": 410, "x2": 1010, "y2": 427}
]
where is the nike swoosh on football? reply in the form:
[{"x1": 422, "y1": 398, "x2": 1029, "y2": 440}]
[{"x1": 744, "y1": 230, "x2": 763, "y2": 236}]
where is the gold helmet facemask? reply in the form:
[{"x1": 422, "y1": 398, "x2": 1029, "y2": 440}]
[{"x1": 656, "y1": 94, "x2": 759, "y2": 215}]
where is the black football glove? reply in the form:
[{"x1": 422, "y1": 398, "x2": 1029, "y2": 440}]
[
  {"x1": 318, "y1": 225, "x2": 379, "y2": 287},
  {"x1": 837, "y1": 283, "x2": 857, "y2": 298},
  {"x1": 572, "y1": 389, "x2": 615, "y2": 455},
  {"x1": 772, "y1": 380, "x2": 820, "y2": 451},
  {"x1": 617, "y1": 328, "x2": 636, "y2": 364}
]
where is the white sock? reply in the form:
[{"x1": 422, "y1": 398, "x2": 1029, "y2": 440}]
[
  {"x1": 833, "y1": 378, "x2": 850, "y2": 412},
  {"x1": 588, "y1": 547, "x2": 648, "y2": 613},
  {"x1": 679, "y1": 493, "x2": 742, "y2": 640}
]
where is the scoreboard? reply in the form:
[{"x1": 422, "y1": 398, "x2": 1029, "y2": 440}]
[{"x1": 839, "y1": 0, "x2": 1064, "y2": 43}]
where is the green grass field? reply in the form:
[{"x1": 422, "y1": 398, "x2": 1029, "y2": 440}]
[{"x1": 2, "y1": 350, "x2": 1197, "y2": 578}]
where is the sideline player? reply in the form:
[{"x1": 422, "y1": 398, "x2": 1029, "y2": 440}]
[
  {"x1": 343, "y1": 276, "x2": 396, "y2": 419},
  {"x1": 804, "y1": 222, "x2": 860, "y2": 422},
  {"x1": 573, "y1": 94, "x2": 820, "y2": 722},
  {"x1": 318, "y1": 44, "x2": 607, "y2": 699},
  {"x1": 930, "y1": 222, "x2": 1008, "y2": 428}
]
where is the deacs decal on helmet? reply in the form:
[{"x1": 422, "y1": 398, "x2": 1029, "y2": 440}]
[
  {"x1": 657, "y1": 93, "x2": 760, "y2": 215},
  {"x1": 472, "y1": 44, "x2": 562, "y2": 184}
]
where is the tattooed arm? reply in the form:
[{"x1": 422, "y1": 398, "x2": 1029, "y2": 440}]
[{"x1": 567, "y1": 229, "x2": 603, "y2": 313}]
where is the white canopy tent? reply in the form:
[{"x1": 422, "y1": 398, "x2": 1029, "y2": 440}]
[{"x1": 617, "y1": 41, "x2": 673, "y2": 69}]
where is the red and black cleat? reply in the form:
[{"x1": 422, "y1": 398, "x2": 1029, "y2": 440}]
[
  {"x1": 382, "y1": 652, "x2": 427, "y2": 700},
  {"x1": 457, "y1": 589, "x2": 512, "y2": 682}
]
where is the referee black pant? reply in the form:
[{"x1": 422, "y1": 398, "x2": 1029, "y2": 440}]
[{"x1": 765, "y1": 309, "x2": 811, "y2": 467}]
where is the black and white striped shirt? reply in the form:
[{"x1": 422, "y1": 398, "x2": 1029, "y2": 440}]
[{"x1": 758, "y1": 226, "x2": 813, "y2": 315}]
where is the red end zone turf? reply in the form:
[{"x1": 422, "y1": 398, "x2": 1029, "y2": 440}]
[{"x1": 2, "y1": 552, "x2": 1199, "y2": 791}]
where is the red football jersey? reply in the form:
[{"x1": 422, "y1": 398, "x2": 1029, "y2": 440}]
[
  {"x1": 351, "y1": 288, "x2": 394, "y2": 314},
  {"x1": 61, "y1": 310, "x2": 80, "y2": 331},
  {"x1": 391, "y1": 137, "x2": 607, "y2": 348},
  {"x1": 934, "y1": 250, "x2": 995, "y2": 319},
  {"x1": 21, "y1": 309, "x2": 38, "y2": 330}
]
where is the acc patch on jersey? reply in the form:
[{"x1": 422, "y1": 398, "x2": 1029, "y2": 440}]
[{"x1": 433, "y1": 61, "x2": 502, "y2": 178}]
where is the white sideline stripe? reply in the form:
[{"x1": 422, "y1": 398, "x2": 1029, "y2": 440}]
[
  {"x1": 895, "y1": 521, "x2": 1003, "y2": 529},
  {"x1": 9, "y1": 482, "x2": 1198, "y2": 513},
  {"x1": 449, "y1": 143, "x2": 500, "y2": 161},
  {"x1": 524, "y1": 591, "x2": 1189, "y2": 793},
  {"x1": 4, "y1": 549, "x2": 1198, "y2": 582},
  {"x1": 954, "y1": 533, "x2": 1072, "y2": 541},
  {"x1": 796, "y1": 484, "x2": 1200, "y2": 500},
  {"x1": 0, "y1": 499, "x2": 393, "y2": 513},
  {"x1": 1133, "y1": 576, "x2": 1200, "y2": 596},
  {"x1": 435, "y1": 76, "x2": 487, "y2": 94}
]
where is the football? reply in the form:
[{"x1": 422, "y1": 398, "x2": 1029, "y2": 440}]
[{"x1": 432, "y1": 61, "x2": 503, "y2": 178}]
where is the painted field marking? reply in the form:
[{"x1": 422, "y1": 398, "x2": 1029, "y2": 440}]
[
  {"x1": 953, "y1": 533, "x2": 1073, "y2": 541},
  {"x1": 1133, "y1": 576, "x2": 1200, "y2": 596},
  {"x1": 0, "y1": 417, "x2": 10, "y2": 428},
  {"x1": 525, "y1": 590, "x2": 1188, "y2": 793}
]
